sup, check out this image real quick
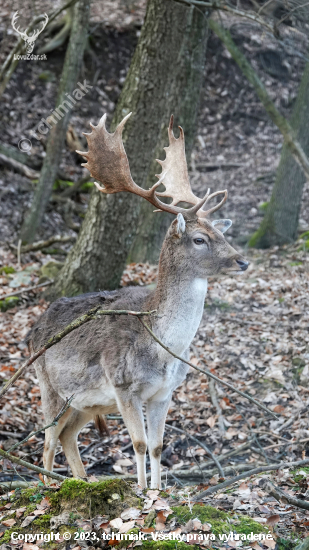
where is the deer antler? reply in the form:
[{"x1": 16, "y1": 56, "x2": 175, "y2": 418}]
[
  {"x1": 77, "y1": 113, "x2": 227, "y2": 219},
  {"x1": 11, "y1": 12, "x2": 28, "y2": 40},
  {"x1": 29, "y1": 13, "x2": 48, "y2": 41}
]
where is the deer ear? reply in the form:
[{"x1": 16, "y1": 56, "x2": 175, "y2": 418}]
[
  {"x1": 212, "y1": 219, "x2": 232, "y2": 234},
  {"x1": 171, "y1": 213, "x2": 186, "y2": 238}
]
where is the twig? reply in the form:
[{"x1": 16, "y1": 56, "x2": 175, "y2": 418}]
[
  {"x1": 138, "y1": 319, "x2": 277, "y2": 418},
  {"x1": 208, "y1": 379, "x2": 225, "y2": 435},
  {"x1": 276, "y1": 407, "x2": 308, "y2": 432},
  {"x1": 165, "y1": 424, "x2": 224, "y2": 477},
  {"x1": 265, "y1": 481, "x2": 309, "y2": 511},
  {"x1": 20, "y1": 234, "x2": 76, "y2": 253},
  {"x1": 0, "y1": 448, "x2": 67, "y2": 482},
  {"x1": 193, "y1": 459, "x2": 309, "y2": 500},
  {"x1": 8, "y1": 395, "x2": 74, "y2": 452},
  {"x1": 0, "y1": 308, "x2": 156, "y2": 399},
  {"x1": 1, "y1": 281, "x2": 53, "y2": 300}
]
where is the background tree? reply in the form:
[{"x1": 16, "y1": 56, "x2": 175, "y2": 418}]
[
  {"x1": 50, "y1": 0, "x2": 208, "y2": 299},
  {"x1": 249, "y1": 59, "x2": 309, "y2": 248},
  {"x1": 20, "y1": 0, "x2": 90, "y2": 244}
]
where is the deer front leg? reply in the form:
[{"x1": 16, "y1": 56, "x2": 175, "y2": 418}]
[
  {"x1": 116, "y1": 395, "x2": 147, "y2": 488},
  {"x1": 146, "y1": 396, "x2": 172, "y2": 489}
]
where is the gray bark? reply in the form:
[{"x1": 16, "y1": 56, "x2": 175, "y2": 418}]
[
  {"x1": 51, "y1": 0, "x2": 208, "y2": 298},
  {"x1": 129, "y1": 6, "x2": 208, "y2": 263},
  {"x1": 250, "y1": 59, "x2": 309, "y2": 247},
  {"x1": 19, "y1": 0, "x2": 90, "y2": 243}
]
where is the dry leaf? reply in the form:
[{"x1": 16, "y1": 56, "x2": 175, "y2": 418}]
[
  {"x1": 266, "y1": 514, "x2": 280, "y2": 526},
  {"x1": 110, "y1": 517, "x2": 123, "y2": 529},
  {"x1": 2, "y1": 518, "x2": 16, "y2": 527},
  {"x1": 121, "y1": 508, "x2": 142, "y2": 521},
  {"x1": 206, "y1": 415, "x2": 216, "y2": 428}
]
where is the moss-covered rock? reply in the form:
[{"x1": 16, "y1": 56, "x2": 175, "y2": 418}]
[
  {"x1": 50, "y1": 478, "x2": 140, "y2": 518},
  {"x1": 39, "y1": 261, "x2": 64, "y2": 280}
]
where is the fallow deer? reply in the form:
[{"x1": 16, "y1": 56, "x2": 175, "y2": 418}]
[{"x1": 27, "y1": 113, "x2": 249, "y2": 489}]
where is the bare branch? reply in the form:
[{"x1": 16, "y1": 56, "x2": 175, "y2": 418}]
[
  {"x1": 8, "y1": 395, "x2": 74, "y2": 453},
  {"x1": 1, "y1": 281, "x2": 53, "y2": 300},
  {"x1": 165, "y1": 423, "x2": 224, "y2": 477},
  {"x1": 0, "y1": 448, "x2": 67, "y2": 482},
  {"x1": 193, "y1": 459, "x2": 309, "y2": 500},
  {"x1": 264, "y1": 480, "x2": 309, "y2": 511}
]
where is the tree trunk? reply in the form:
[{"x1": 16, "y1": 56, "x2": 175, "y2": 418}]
[
  {"x1": 249, "y1": 59, "x2": 309, "y2": 248},
  {"x1": 19, "y1": 0, "x2": 90, "y2": 244},
  {"x1": 50, "y1": 0, "x2": 208, "y2": 299},
  {"x1": 129, "y1": 7, "x2": 208, "y2": 263}
]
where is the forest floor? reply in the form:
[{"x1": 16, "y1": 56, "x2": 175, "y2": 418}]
[{"x1": 0, "y1": 1, "x2": 309, "y2": 548}]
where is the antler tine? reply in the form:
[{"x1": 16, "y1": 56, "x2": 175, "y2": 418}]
[{"x1": 197, "y1": 190, "x2": 228, "y2": 218}]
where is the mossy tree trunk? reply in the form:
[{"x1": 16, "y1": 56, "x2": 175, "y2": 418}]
[
  {"x1": 19, "y1": 0, "x2": 90, "y2": 244},
  {"x1": 249, "y1": 60, "x2": 309, "y2": 247},
  {"x1": 50, "y1": 0, "x2": 209, "y2": 298}
]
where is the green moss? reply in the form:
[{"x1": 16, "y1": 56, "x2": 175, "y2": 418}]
[
  {"x1": 0, "y1": 296, "x2": 19, "y2": 312},
  {"x1": 259, "y1": 201, "x2": 269, "y2": 211},
  {"x1": 15, "y1": 487, "x2": 44, "y2": 506},
  {"x1": 171, "y1": 505, "x2": 267, "y2": 537},
  {"x1": 32, "y1": 514, "x2": 51, "y2": 529},
  {"x1": 299, "y1": 231, "x2": 309, "y2": 240},
  {"x1": 50, "y1": 478, "x2": 139, "y2": 518},
  {"x1": 171, "y1": 505, "x2": 230, "y2": 536},
  {"x1": 81, "y1": 181, "x2": 93, "y2": 192},
  {"x1": 276, "y1": 537, "x2": 298, "y2": 550},
  {"x1": 0, "y1": 266, "x2": 16, "y2": 274},
  {"x1": 248, "y1": 229, "x2": 260, "y2": 247},
  {"x1": 235, "y1": 515, "x2": 268, "y2": 535}
]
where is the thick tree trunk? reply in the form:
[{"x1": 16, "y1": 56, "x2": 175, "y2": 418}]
[
  {"x1": 50, "y1": 0, "x2": 208, "y2": 299},
  {"x1": 249, "y1": 60, "x2": 309, "y2": 248},
  {"x1": 19, "y1": 0, "x2": 90, "y2": 244},
  {"x1": 129, "y1": 7, "x2": 208, "y2": 263}
]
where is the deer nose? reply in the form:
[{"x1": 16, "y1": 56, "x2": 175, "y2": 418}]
[{"x1": 236, "y1": 258, "x2": 249, "y2": 271}]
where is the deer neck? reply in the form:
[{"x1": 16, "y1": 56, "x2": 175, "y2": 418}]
[{"x1": 148, "y1": 248, "x2": 208, "y2": 356}]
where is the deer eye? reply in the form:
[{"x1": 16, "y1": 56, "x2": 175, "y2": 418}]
[{"x1": 193, "y1": 238, "x2": 206, "y2": 245}]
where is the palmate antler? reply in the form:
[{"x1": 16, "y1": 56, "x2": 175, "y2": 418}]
[{"x1": 77, "y1": 113, "x2": 227, "y2": 219}]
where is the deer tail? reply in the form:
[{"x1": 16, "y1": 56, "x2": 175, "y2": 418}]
[{"x1": 94, "y1": 415, "x2": 109, "y2": 436}]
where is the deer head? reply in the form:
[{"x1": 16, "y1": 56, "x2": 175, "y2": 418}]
[
  {"x1": 77, "y1": 112, "x2": 249, "y2": 278},
  {"x1": 11, "y1": 12, "x2": 48, "y2": 54}
]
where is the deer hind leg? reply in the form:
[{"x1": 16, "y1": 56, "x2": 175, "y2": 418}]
[
  {"x1": 146, "y1": 395, "x2": 172, "y2": 489},
  {"x1": 116, "y1": 396, "x2": 147, "y2": 489},
  {"x1": 43, "y1": 408, "x2": 73, "y2": 478},
  {"x1": 59, "y1": 409, "x2": 93, "y2": 479}
]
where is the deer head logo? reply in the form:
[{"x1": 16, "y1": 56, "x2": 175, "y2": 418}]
[{"x1": 11, "y1": 11, "x2": 48, "y2": 54}]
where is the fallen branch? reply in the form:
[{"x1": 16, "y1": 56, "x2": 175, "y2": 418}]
[
  {"x1": 0, "y1": 153, "x2": 39, "y2": 179},
  {"x1": 265, "y1": 480, "x2": 309, "y2": 511},
  {"x1": 138, "y1": 319, "x2": 277, "y2": 419},
  {"x1": 0, "y1": 307, "x2": 156, "y2": 399},
  {"x1": 20, "y1": 234, "x2": 76, "y2": 253},
  {"x1": 1, "y1": 281, "x2": 53, "y2": 300},
  {"x1": 193, "y1": 458, "x2": 309, "y2": 500},
  {"x1": 0, "y1": 448, "x2": 66, "y2": 482},
  {"x1": 165, "y1": 424, "x2": 224, "y2": 477}
]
